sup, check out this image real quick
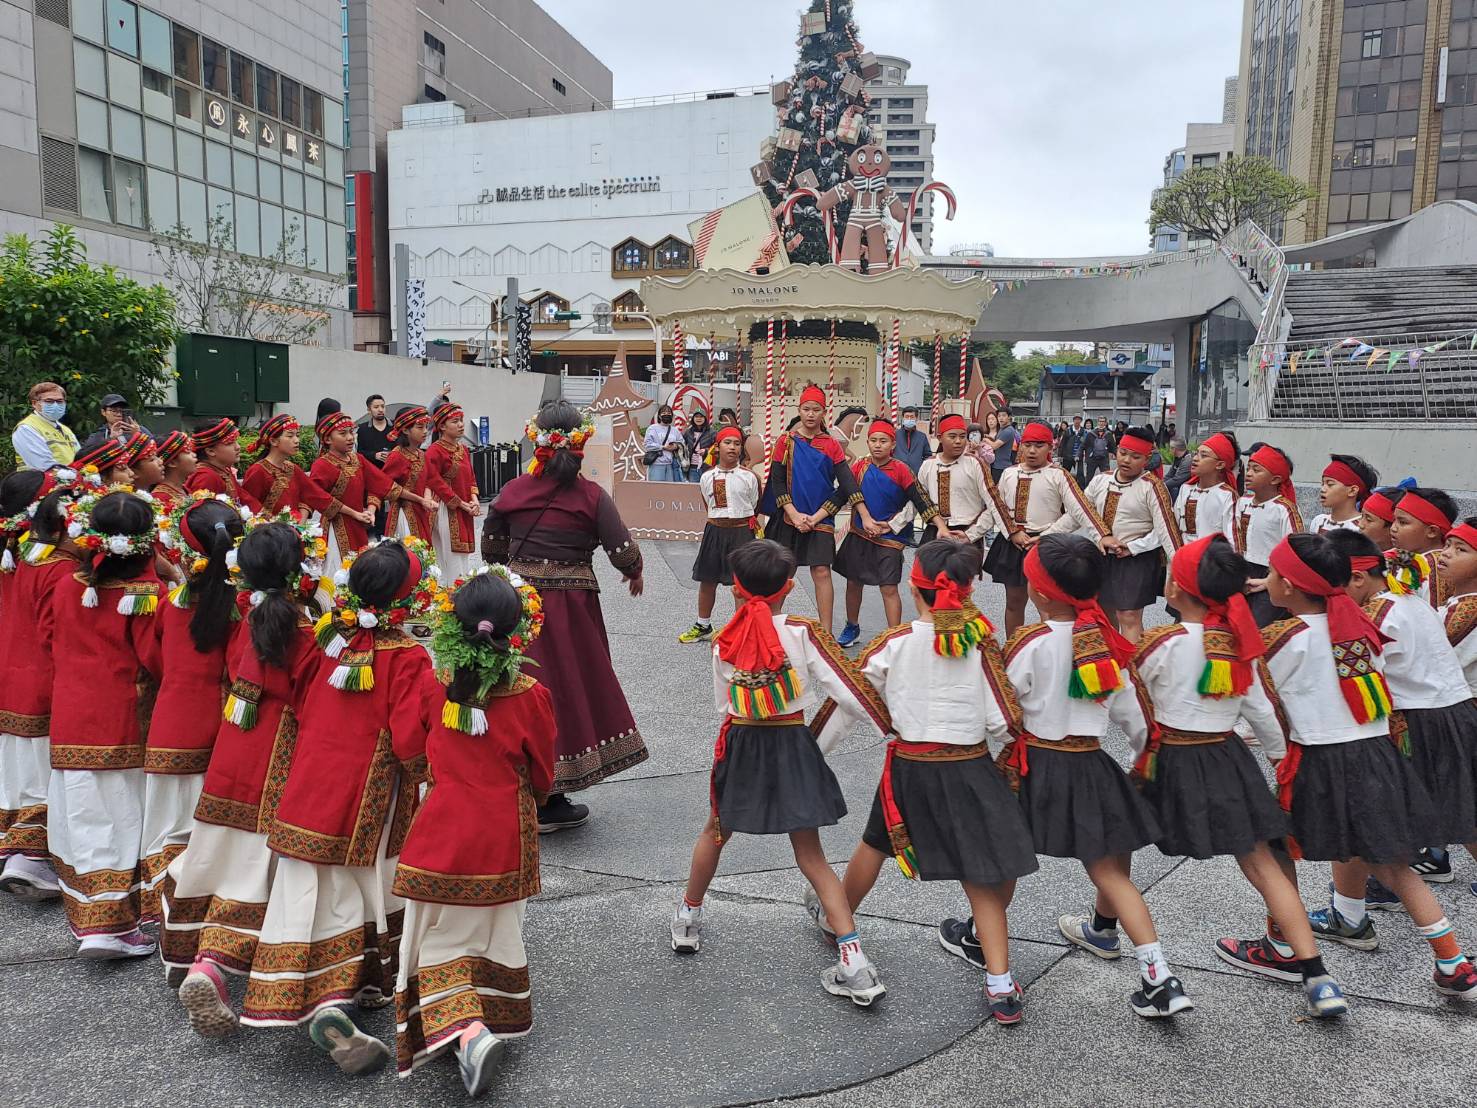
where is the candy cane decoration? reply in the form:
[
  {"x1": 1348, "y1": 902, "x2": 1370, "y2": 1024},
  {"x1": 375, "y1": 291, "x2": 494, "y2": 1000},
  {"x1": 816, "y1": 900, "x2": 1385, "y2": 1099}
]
[
  {"x1": 827, "y1": 319, "x2": 837, "y2": 402},
  {"x1": 706, "y1": 331, "x2": 717, "y2": 416},
  {"x1": 888, "y1": 318, "x2": 901, "y2": 422},
  {"x1": 958, "y1": 333, "x2": 969, "y2": 402},
  {"x1": 779, "y1": 318, "x2": 789, "y2": 402},
  {"x1": 764, "y1": 318, "x2": 776, "y2": 457},
  {"x1": 893, "y1": 180, "x2": 959, "y2": 268},
  {"x1": 932, "y1": 333, "x2": 943, "y2": 420},
  {"x1": 672, "y1": 321, "x2": 685, "y2": 388},
  {"x1": 777, "y1": 187, "x2": 838, "y2": 264}
]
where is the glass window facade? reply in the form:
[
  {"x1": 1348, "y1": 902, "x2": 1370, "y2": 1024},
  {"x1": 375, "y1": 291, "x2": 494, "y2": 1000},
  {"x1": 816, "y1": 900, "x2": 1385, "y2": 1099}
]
[
  {"x1": 1437, "y1": 7, "x2": 1477, "y2": 206},
  {"x1": 52, "y1": 0, "x2": 345, "y2": 277},
  {"x1": 1188, "y1": 300, "x2": 1259, "y2": 439}
]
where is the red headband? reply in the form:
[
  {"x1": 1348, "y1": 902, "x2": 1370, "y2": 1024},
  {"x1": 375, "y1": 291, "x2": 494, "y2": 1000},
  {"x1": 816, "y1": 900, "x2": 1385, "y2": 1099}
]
[
  {"x1": 156, "y1": 430, "x2": 193, "y2": 465},
  {"x1": 1362, "y1": 491, "x2": 1397, "y2": 524},
  {"x1": 125, "y1": 432, "x2": 156, "y2": 465},
  {"x1": 909, "y1": 559, "x2": 968, "y2": 612},
  {"x1": 1322, "y1": 460, "x2": 1369, "y2": 501},
  {"x1": 1020, "y1": 422, "x2": 1054, "y2": 445},
  {"x1": 254, "y1": 415, "x2": 299, "y2": 458},
  {"x1": 715, "y1": 580, "x2": 795, "y2": 672},
  {"x1": 1449, "y1": 522, "x2": 1477, "y2": 551},
  {"x1": 714, "y1": 426, "x2": 743, "y2": 445},
  {"x1": 1118, "y1": 433, "x2": 1155, "y2": 456},
  {"x1": 433, "y1": 404, "x2": 464, "y2": 431},
  {"x1": 868, "y1": 419, "x2": 896, "y2": 440},
  {"x1": 937, "y1": 414, "x2": 966, "y2": 435},
  {"x1": 1349, "y1": 555, "x2": 1384, "y2": 573},
  {"x1": 1250, "y1": 446, "x2": 1292, "y2": 489},
  {"x1": 179, "y1": 499, "x2": 216, "y2": 555},
  {"x1": 1396, "y1": 493, "x2": 1453, "y2": 536},
  {"x1": 392, "y1": 551, "x2": 423, "y2": 601},
  {"x1": 1170, "y1": 536, "x2": 1265, "y2": 667},
  {"x1": 315, "y1": 412, "x2": 354, "y2": 441},
  {"x1": 1268, "y1": 539, "x2": 1388, "y2": 657},
  {"x1": 799, "y1": 385, "x2": 827, "y2": 409},
  {"x1": 1022, "y1": 545, "x2": 1135, "y2": 669},
  {"x1": 389, "y1": 405, "x2": 430, "y2": 441},
  {"x1": 192, "y1": 418, "x2": 239, "y2": 451}
]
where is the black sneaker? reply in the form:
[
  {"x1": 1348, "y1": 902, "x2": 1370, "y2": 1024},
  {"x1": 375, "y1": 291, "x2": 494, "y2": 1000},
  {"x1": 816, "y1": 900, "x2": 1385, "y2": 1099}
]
[
  {"x1": 1130, "y1": 974, "x2": 1194, "y2": 1019},
  {"x1": 987, "y1": 982, "x2": 1024, "y2": 1026},
  {"x1": 1411, "y1": 847, "x2": 1454, "y2": 883},
  {"x1": 537, "y1": 794, "x2": 590, "y2": 834},
  {"x1": 937, "y1": 916, "x2": 986, "y2": 969}
]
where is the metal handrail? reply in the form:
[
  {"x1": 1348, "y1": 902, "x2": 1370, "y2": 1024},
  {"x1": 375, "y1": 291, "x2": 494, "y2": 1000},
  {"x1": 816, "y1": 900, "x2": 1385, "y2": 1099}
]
[{"x1": 1222, "y1": 220, "x2": 1289, "y2": 420}]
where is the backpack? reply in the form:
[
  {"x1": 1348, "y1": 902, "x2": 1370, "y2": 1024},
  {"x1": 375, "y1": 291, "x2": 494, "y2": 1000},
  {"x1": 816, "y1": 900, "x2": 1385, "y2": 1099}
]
[{"x1": 1089, "y1": 431, "x2": 1110, "y2": 459}]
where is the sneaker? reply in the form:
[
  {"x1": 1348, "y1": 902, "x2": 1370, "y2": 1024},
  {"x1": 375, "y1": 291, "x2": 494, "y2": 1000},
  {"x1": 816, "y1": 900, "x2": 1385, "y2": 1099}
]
[
  {"x1": 677, "y1": 622, "x2": 713, "y2": 645},
  {"x1": 77, "y1": 928, "x2": 156, "y2": 960},
  {"x1": 456, "y1": 1026, "x2": 506, "y2": 1098},
  {"x1": 803, "y1": 886, "x2": 837, "y2": 943},
  {"x1": 353, "y1": 984, "x2": 392, "y2": 1010},
  {"x1": 1308, "y1": 902, "x2": 1379, "y2": 951},
  {"x1": 670, "y1": 904, "x2": 701, "y2": 954},
  {"x1": 986, "y1": 982, "x2": 1024, "y2": 1026},
  {"x1": 1433, "y1": 960, "x2": 1477, "y2": 1000},
  {"x1": 307, "y1": 1007, "x2": 390, "y2": 1076},
  {"x1": 178, "y1": 961, "x2": 238, "y2": 1038},
  {"x1": 1363, "y1": 876, "x2": 1404, "y2": 912},
  {"x1": 1411, "y1": 847, "x2": 1454, "y2": 883},
  {"x1": 836, "y1": 622, "x2": 862, "y2": 648},
  {"x1": 822, "y1": 960, "x2": 887, "y2": 1007},
  {"x1": 1213, "y1": 936, "x2": 1301, "y2": 984},
  {"x1": 1057, "y1": 914, "x2": 1122, "y2": 959},
  {"x1": 1470, "y1": 882, "x2": 1477, "y2": 898},
  {"x1": 537, "y1": 795, "x2": 590, "y2": 835},
  {"x1": 937, "y1": 916, "x2": 986, "y2": 969},
  {"x1": 1130, "y1": 975, "x2": 1194, "y2": 1018},
  {"x1": 0, "y1": 854, "x2": 61, "y2": 900},
  {"x1": 1303, "y1": 974, "x2": 1349, "y2": 1019}
]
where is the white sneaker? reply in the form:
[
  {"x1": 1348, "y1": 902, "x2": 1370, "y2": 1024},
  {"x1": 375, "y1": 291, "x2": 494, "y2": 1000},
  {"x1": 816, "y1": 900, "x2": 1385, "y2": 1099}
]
[
  {"x1": 803, "y1": 886, "x2": 837, "y2": 942},
  {"x1": 307, "y1": 1007, "x2": 390, "y2": 1076},
  {"x1": 0, "y1": 854, "x2": 61, "y2": 900},
  {"x1": 671, "y1": 904, "x2": 701, "y2": 953},
  {"x1": 77, "y1": 928, "x2": 156, "y2": 960},
  {"x1": 822, "y1": 960, "x2": 887, "y2": 1007},
  {"x1": 456, "y1": 1027, "x2": 506, "y2": 1098}
]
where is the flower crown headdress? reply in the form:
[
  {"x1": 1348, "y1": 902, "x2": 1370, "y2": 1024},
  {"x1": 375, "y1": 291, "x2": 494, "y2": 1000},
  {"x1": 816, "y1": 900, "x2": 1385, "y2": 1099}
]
[
  {"x1": 312, "y1": 535, "x2": 444, "y2": 691},
  {"x1": 431, "y1": 564, "x2": 545, "y2": 734},
  {"x1": 157, "y1": 490, "x2": 252, "y2": 607},
  {"x1": 238, "y1": 510, "x2": 328, "y2": 613},
  {"x1": 14, "y1": 467, "x2": 85, "y2": 567},
  {"x1": 524, "y1": 412, "x2": 596, "y2": 476},
  {"x1": 64, "y1": 485, "x2": 158, "y2": 610}
]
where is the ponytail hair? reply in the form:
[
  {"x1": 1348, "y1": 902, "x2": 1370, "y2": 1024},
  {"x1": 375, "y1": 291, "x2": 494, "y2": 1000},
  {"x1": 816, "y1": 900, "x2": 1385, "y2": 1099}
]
[
  {"x1": 82, "y1": 493, "x2": 155, "y2": 593},
  {"x1": 1, "y1": 470, "x2": 47, "y2": 567},
  {"x1": 444, "y1": 571, "x2": 523, "y2": 705},
  {"x1": 238, "y1": 522, "x2": 304, "y2": 668},
  {"x1": 184, "y1": 499, "x2": 247, "y2": 652}
]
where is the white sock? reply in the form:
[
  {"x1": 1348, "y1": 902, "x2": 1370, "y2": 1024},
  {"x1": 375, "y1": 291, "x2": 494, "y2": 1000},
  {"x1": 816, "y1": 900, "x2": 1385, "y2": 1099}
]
[
  {"x1": 1333, "y1": 890, "x2": 1367, "y2": 926},
  {"x1": 985, "y1": 970, "x2": 1015, "y2": 997},
  {"x1": 1135, "y1": 941, "x2": 1171, "y2": 983},
  {"x1": 678, "y1": 898, "x2": 702, "y2": 920},
  {"x1": 837, "y1": 930, "x2": 871, "y2": 972}
]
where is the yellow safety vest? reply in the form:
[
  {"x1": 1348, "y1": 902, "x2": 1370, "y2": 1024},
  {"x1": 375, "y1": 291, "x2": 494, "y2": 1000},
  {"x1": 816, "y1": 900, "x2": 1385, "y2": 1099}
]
[{"x1": 14, "y1": 412, "x2": 80, "y2": 470}]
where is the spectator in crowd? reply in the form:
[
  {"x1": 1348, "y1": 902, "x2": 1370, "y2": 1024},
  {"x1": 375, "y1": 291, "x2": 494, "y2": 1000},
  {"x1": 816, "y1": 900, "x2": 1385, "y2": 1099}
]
[
  {"x1": 1060, "y1": 414, "x2": 1085, "y2": 472},
  {"x1": 683, "y1": 408, "x2": 716, "y2": 481},
  {"x1": 357, "y1": 394, "x2": 394, "y2": 468},
  {"x1": 966, "y1": 422, "x2": 995, "y2": 468},
  {"x1": 1080, "y1": 417, "x2": 1114, "y2": 481},
  {"x1": 11, "y1": 380, "x2": 80, "y2": 471},
  {"x1": 78, "y1": 393, "x2": 152, "y2": 456},
  {"x1": 644, "y1": 404, "x2": 684, "y2": 482},
  {"x1": 988, "y1": 407, "x2": 1018, "y2": 483},
  {"x1": 1162, "y1": 436, "x2": 1193, "y2": 498},
  {"x1": 716, "y1": 407, "x2": 741, "y2": 429},
  {"x1": 894, "y1": 406, "x2": 932, "y2": 476}
]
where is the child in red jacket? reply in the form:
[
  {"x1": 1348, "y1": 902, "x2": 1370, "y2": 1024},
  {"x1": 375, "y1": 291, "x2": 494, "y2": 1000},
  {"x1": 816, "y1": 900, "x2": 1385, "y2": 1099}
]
[
  {"x1": 40, "y1": 489, "x2": 162, "y2": 958},
  {"x1": 393, "y1": 565, "x2": 553, "y2": 1094},
  {"x1": 381, "y1": 406, "x2": 440, "y2": 543},
  {"x1": 426, "y1": 404, "x2": 481, "y2": 578}
]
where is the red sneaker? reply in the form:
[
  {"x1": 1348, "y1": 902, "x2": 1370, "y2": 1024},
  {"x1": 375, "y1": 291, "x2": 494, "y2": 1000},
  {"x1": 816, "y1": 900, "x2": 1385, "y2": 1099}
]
[
  {"x1": 1213, "y1": 936, "x2": 1301, "y2": 983},
  {"x1": 179, "y1": 960, "x2": 238, "y2": 1037},
  {"x1": 1433, "y1": 960, "x2": 1477, "y2": 1001}
]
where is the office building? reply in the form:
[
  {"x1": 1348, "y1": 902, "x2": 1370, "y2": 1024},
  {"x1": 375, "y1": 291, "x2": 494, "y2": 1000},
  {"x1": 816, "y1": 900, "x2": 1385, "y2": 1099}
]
[
  {"x1": 1152, "y1": 118, "x2": 1238, "y2": 253},
  {"x1": 342, "y1": 0, "x2": 611, "y2": 351},
  {"x1": 864, "y1": 55, "x2": 938, "y2": 254},
  {"x1": 387, "y1": 91, "x2": 773, "y2": 375},
  {"x1": 1236, "y1": 0, "x2": 1477, "y2": 244},
  {"x1": 2, "y1": 0, "x2": 350, "y2": 343}
]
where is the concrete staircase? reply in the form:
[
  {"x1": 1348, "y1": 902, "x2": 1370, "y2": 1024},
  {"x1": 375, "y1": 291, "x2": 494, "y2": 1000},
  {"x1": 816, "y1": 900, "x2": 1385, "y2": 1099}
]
[{"x1": 1270, "y1": 266, "x2": 1477, "y2": 421}]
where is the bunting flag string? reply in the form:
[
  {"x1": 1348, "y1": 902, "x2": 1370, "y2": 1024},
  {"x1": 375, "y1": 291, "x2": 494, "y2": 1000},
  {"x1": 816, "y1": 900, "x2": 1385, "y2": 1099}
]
[{"x1": 1267, "y1": 330, "x2": 1475, "y2": 378}]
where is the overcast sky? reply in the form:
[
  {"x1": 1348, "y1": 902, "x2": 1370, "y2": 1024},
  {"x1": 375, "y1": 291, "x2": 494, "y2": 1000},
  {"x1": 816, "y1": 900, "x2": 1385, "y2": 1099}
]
[{"x1": 536, "y1": 0, "x2": 1243, "y2": 258}]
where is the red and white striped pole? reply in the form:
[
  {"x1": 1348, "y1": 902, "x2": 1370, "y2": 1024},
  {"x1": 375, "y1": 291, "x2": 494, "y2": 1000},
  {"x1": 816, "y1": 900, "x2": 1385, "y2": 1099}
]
[
  {"x1": 888, "y1": 318, "x2": 901, "y2": 422},
  {"x1": 827, "y1": 319, "x2": 837, "y2": 401},
  {"x1": 932, "y1": 333, "x2": 942, "y2": 421},
  {"x1": 779, "y1": 318, "x2": 789, "y2": 405},
  {"x1": 672, "y1": 321, "x2": 685, "y2": 388},
  {"x1": 764, "y1": 318, "x2": 776, "y2": 457},
  {"x1": 958, "y1": 333, "x2": 969, "y2": 404}
]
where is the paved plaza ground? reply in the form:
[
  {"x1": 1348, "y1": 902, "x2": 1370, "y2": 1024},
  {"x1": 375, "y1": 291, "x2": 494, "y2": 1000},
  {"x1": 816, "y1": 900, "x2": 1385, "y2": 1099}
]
[{"x1": 4, "y1": 521, "x2": 1477, "y2": 1106}]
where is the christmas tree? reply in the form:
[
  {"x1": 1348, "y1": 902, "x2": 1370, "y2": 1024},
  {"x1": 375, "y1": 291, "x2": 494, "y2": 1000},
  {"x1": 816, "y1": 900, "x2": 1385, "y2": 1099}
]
[{"x1": 758, "y1": 0, "x2": 880, "y2": 268}]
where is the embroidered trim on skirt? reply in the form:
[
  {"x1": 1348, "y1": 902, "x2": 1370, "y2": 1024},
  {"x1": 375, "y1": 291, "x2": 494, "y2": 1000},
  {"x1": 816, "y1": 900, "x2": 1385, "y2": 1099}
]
[
  {"x1": 47, "y1": 766, "x2": 145, "y2": 938},
  {"x1": 161, "y1": 822, "x2": 275, "y2": 973},
  {"x1": 712, "y1": 722, "x2": 846, "y2": 835},
  {"x1": 139, "y1": 771, "x2": 203, "y2": 921},
  {"x1": 0, "y1": 733, "x2": 50, "y2": 858},
  {"x1": 1141, "y1": 732, "x2": 1288, "y2": 860}
]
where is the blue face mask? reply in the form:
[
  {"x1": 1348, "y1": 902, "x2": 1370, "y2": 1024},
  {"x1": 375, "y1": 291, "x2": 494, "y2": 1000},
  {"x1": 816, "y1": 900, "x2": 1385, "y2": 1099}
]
[
  {"x1": 901, "y1": 418, "x2": 917, "y2": 430},
  {"x1": 41, "y1": 400, "x2": 66, "y2": 422}
]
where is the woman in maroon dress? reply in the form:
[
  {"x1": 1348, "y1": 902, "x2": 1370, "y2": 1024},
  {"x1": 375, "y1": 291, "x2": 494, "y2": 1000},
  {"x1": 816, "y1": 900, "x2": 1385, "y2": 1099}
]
[{"x1": 481, "y1": 400, "x2": 646, "y2": 830}]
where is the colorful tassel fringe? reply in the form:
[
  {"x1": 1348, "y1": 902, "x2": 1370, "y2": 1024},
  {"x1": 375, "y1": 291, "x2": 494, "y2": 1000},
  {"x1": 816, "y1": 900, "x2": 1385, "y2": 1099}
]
[
  {"x1": 168, "y1": 580, "x2": 192, "y2": 609},
  {"x1": 442, "y1": 699, "x2": 489, "y2": 735},
  {"x1": 1197, "y1": 657, "x2": 1252, "y2": 698},
  {"x1": 20, "y1": 536, "x2": 55, "y2": 565},
  {"x1": 893, "y1": 841, "x2": 919, "y2": 880},
  {"x1": 117, "y1": 588, "x2": 158, "y2": 616},
  {"x1": 1068, "y1": 657, "x2": 1122, "y2": 700},
  {"x1": 1132, "y1": 746, "x2": 1158, "y2": 783},
  {"x1": 223, "y1": 691, "x2": 259, "y2": 730},
  {"x1": 328, "y1": 661, "x2": 375, "y2": 692},
  {"x1": 1340, "y1": 671, "x2": 1392, "y2": 724},
  {"x1": 80, "y1": 586, "x2": 99, "y2": 608},
  {"x1": 932, "y1": 614, "x2": 990, "y2": 658},
  {"x1": 1, "y1": 548, "x2": 13, "y2": 572},
  {"x1": 313, "y1": 611, "x2": 351, "y2": 656},
  {"x1": 728, "y1": 666, "x2": 800, "y2": 719}
]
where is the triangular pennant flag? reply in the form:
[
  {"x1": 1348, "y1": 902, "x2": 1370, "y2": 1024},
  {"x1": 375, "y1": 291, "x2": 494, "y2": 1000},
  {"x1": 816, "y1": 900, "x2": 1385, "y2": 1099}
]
[
  {"x1": 1289, "y1": 351, "x2": 1301, "y2": 374},
  {"x1": 1408, "y1": 348, "x2": 1423, "y2": 370},
  {"x1": 1366, "y1": 348, "x2": 1386, "y2": 368},
  {"x1": 1387, "y1": 350, "x2": 1402, "y2": 371},
  {"x1": 1351, "y1": 342, "x2": 1373, "y2": 360},
  {"x1": 1429, "y1": 339, "x2": 1451, "y2": 353},
  {"x1": 1323, "y1": 347, "x2": 1334, "y2": 370}
]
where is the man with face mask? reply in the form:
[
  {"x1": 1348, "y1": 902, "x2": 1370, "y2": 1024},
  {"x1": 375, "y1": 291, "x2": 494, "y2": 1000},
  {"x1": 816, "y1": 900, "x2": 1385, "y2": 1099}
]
[
  {"x1": 894, "y1": 406, "x2": 932, "y2": 545},
  {"x1": 12, "y1": 381, "x2": 80, "y2": 471}
]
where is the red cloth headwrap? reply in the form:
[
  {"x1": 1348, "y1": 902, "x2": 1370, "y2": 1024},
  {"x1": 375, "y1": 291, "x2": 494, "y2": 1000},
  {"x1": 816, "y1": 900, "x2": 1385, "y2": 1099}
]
[
  {"x1": 1022, "y1": 545, "x2": 1135, "y2": 670},
  {"x1": 1268, "y1": 539, "x2": 1388, "y2": 657},
  {"x1": 715, "y1": 581, "x2": 795, "y2": 673},
  {"x1": 1362, "y1": 491, "x2": 1397, "y2": 524},
  {"x1": 254, "y1": 414, "x2": 299, "y2": 458},
  {"x1": 392, "y1": 550, "x2": 423, "y2": 601},
  {"x1": 799, "y1": 385, "x2": 827, "y2": 409},
  {"x1": 937, "y1": 414, "x2": 966, "y2": 435},
  {"x1": 714, "y1": 426, "x2": 743, "y2": 445},
  {"x1": 1193, "y1": 433, "x2": 1237, "y2": 487},
  {"x1": 909, "y1": 559, "x2": 967, "y2": 612},
  {"x1": 156, "y1": 430, "x2": 193, "y2": 466},
  {"x1": 868, "y1": 419, "x2": 897, "y2": 440},
  {"x1": 1396, "y1": 493, "x2": 1453, "y2": 536},
  {"x1": 1170, "y1": 536, "x2": 1265, "y2": 668},
  {"x1": 1250, "y1": 445, "x2": 1293, "y2": 493},
  {"x1": 315, "y1": 412, "x2": 353, "y2": 441},
  {"x1": 1019, "y1": 422, "x2": 1054, "y2": 445},
  {"x1": 1448, "y1": 522, "x2": 1477, "y2": 552},
  {"x1": 1323, "y1": 460, "x2": 1369, "y2": 501},
  {"x1": 1118, "y1": 433, "x2": 1155, "y2": 456},
  {"x1": 192, "y1": 418, "x2": 239, "y2": 451}
]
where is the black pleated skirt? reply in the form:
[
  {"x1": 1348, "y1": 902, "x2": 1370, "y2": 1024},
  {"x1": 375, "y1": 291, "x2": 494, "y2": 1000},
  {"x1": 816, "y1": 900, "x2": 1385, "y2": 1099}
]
[
  {"x1": 831, "y1": 533, "x2": 904, "y2": 586},
  {"x1": 983, "y1": 534, "x2": 1028, "y2": 587},
  {"x1": 712, "y1": 723, "x2": 846, "y2": 835},
  {"x1": 1287, "y1": 736, "x2": 1442, "y2": 864},
  {"x1": 1404, "y1": 702, "x2": 1477, "y2": 844},
  {"x1": 1142, "y1": 735, "x2": 1289, "y2": 860},
  {"x1": 1099, "y1": 549, "x2": 1163, "y2": 611},
  {"x1": 861, "y1": 751, "x2": 1039, "y2": 886},
  {"x1": 1017, "y1": 744, "x2": 1161, "y2": 863},
  {"x1": 1245, "y1": 562, "x2": 1291, "y2": 628},
  {"x1": 692, "y1": 523, "x2": 755, "y2": 585},
  {"x1": 763, "y1": 516, "x2": 836, "y2": 566}
]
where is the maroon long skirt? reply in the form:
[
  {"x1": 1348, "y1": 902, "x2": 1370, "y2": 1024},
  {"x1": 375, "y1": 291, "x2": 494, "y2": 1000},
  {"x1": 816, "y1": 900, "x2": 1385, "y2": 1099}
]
[{"x1": 526, "y1": 586, "x2": 648, "y2": 793}]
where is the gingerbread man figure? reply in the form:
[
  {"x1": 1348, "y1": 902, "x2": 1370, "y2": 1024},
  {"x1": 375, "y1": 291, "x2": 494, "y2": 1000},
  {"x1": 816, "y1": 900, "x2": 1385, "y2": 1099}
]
[{"x1": 818, "y1": 144, "x2": 906, "y2": 273}]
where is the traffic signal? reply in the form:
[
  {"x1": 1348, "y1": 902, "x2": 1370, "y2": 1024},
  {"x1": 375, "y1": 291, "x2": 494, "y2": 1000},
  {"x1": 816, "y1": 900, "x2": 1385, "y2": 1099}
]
[{"x1": 513, "y1": 302, "x2": 532, "y2": 375}]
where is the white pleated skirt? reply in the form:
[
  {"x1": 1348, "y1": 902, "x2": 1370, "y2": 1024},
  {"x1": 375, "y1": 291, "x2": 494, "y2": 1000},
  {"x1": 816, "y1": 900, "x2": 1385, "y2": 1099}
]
[
  {"x1": 47, "y1": 766, "x2": 145, "y2": 938},
  {"x1": 0, "y1": 733, "x2": 51, "y2": 858}
]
